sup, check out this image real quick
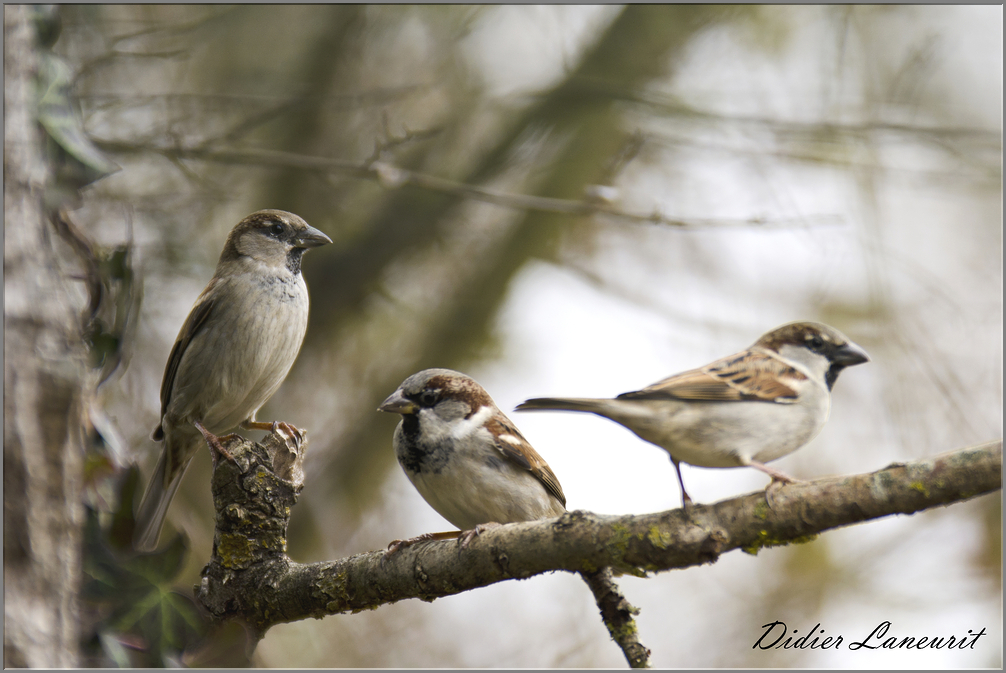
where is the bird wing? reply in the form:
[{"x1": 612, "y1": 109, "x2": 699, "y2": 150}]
[
  {"x1": 485, "y1": 415, "x2": 566, "y2": 508},
  {"x1": 157, "y1": 280, "x2": 219, "y2": 427},
  {"x1": 617, "y1": 350, "x2": 803, "y2": 404}
]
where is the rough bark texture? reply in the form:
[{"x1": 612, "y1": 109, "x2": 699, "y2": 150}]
[
  {"x1": 197, "y1": 432, "x2": 1001, "y2": 665},
  {"x1": 581, "y1": 568, "x2": 651, "y2": 668},
  {"x1": 3, "y1": 5, "x2": 88, "y2": 667}
]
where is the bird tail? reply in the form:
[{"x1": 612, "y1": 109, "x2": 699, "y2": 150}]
[
  {"x1": 133, "y1": 450, "x2": 185, "y2": 552},
  {"x1": 515, "y1": 397, "x2": 604, "y2": 414}
]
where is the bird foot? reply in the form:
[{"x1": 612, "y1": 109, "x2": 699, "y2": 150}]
[
  {"x1": 765, "y1": 478, "x2": 796, "y2": 510},
  {"x1": 244, "y1": 420, "x2": 305, "y2": 446},
  {"x1": 765, "y1": 472, "x2": 804, "y2": 510},
  {"x1": 274, "y1": 421, "x2": 305, "y2": 449},
  {"x1": 244, "y1": 420, "x2": 305, "y2": 450},
  {"x1": 383, "y1": 530, "x2": 461, "y2": 559},
  {"x1": 457, "y1": 522, "x2": 502, "y2": 550},
  {"x1": 746, "y1": 459, "x2": 799, "y2": 484},
  {"x1": 680, "y1": 492, "x2": 694, "y2": 512},
  {"x1": 742, "y1": 459, "x2": 803, "y2": 510},
  {"x1": 194, "y1": 420, "x2": 237, "y2": 463}
]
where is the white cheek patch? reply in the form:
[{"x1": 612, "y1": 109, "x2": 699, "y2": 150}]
[
  {"x1": 778, "y1": 343, "x2": 831, "y2": 381},
  {"x1": 450, "y1": 405, "x2": 495, "y2": 440}
]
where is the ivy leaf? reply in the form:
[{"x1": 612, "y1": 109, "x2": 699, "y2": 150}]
[{"x1": 81, "y1": 470, "x2": 209, "y2": 666}]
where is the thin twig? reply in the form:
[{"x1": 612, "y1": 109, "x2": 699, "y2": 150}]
[
  {"x1": 93, "y1": 140, "x2": 845, "y2": 230},
  {"x1": 581, "y1": 568, "x2": 650, "y2": 668},
  {"x1": 49, "y1": 208, "x2": 103, "y2": 325}
]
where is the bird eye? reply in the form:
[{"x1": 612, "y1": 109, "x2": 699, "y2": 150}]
[
  {"x1": 269, "y1": 222, "x2": 285, "y2": 236},
  {"x1": 419, "y1": 390, "x2": 438, "y2": 407},
  {"x1": 807, "y1": 334, "x2": 824, "y2": 350}
]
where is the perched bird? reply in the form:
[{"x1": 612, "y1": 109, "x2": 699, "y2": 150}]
[
  {"x1": 516, "y1": 321, "x2": 869, "y2": 507},
  {"x1": 378, "y1": 368, "x2": 566, "y2": 553},
  {"x1": 134, "y1": 209, "x2": 331, "y2": 551}
]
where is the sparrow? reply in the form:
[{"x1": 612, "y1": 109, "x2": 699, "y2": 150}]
[
  {"x1": 516, "y1": 321, "x2": 869, "y2": 507},
  {"x1": 378, "y1": 368, "x2": 566, "y2": 553},
  {"x1": 133, "y1": 209, "x2": 331, "y2": 551}
]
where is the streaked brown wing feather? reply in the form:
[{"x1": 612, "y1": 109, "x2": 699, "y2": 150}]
[
  {"x1": 486, "y1": 416, "x2": 566, "y2": 508},
  {"x1": 158, "y1": 282, "x2": 218, "y2": 422},
  {"x1": 617, "y1": 351, "x2": 803, "y2": 403}
]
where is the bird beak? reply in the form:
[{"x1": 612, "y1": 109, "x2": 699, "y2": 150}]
[
  {"x1": 833, "y1": 340, "x2": 870, "y2": 367},
  {"x1": 378, "y1": 389, "x2": 416, "y2": 415},
  {"x1": 294, "y1": 225, "x2": 333, "y2": 249}
]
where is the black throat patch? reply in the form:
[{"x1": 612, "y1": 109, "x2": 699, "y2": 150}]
[
  {"x1": 286, "y1": 247, "x2": 306, "y2": 275},
  {"x1": 397, "y1": 414, "x2": 452, "y2": 475}
]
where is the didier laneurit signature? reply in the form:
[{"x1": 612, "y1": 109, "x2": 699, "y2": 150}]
[{"x1": 753, "y1": 621, "x2": 988, "y2": 652}]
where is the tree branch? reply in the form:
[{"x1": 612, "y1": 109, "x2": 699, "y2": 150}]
[
  {"x1": 93, "y1": 140, "x2": 843, "y2": 230},
  {"x1": 196, "y1": 434, "x2": 1000, "y2": 665},
  {"x1": 581, "y1": 568, "x2": 650, "y2": 668}
]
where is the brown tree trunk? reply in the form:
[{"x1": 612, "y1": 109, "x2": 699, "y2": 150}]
[{"x1": 3, "y1": 5, "x2": 87, "y2": 667}]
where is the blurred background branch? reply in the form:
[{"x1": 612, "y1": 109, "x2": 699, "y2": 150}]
[{"x1": 91, "y1": 140, "x2": 847, "y2": 229}]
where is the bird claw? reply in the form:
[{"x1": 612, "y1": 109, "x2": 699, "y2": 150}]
[
  {"x1": 272, "y1": 421, "x2": 305, "y2": 449},
  {"x1": 764, "y1": 480, "x2": 782, "y2": 510},
  {"x1": 383, "y1": 540, "x2": 404, "y2": 560},
  {"x1": 743, "y1": 459, "x2": 801, "y2": 510},
  {"x1": 457, "y1": 522, "x2": 501, "y2": 550},
  {"x1": 764, "y1": 474, "x2": 802, "y2": 510},
  {"x1": 383, "y1": 533, "x2": 435, "y2": 560},
  {"x1": 383, "y1": 530, "x2": 467, "y2": 561},
  {"x1": 194, "y1": 420, "x2": 237, "y2": 464},
  {"x1": 243, "y1": 419, "x2": 305, "y2": 448}
]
